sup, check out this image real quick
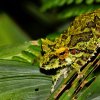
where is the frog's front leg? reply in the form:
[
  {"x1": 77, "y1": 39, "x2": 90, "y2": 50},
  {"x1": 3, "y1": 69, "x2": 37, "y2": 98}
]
[
  {"x1": 64, "y1": 55, "x2": 82, "y2": 78},
  {"x1": 71, "y1": 59, "x2": 85, "y2": 78}
]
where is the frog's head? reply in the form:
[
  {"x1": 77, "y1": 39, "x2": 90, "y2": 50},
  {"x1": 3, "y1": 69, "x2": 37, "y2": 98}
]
[{"x1": 40, "y1": 46, "x2": 73, "y2": 70}]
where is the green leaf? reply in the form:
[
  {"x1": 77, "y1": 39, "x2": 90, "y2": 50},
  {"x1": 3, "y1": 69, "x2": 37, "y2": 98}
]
[
  {"x1": 0, "y1": 41, "x2": 42, "y2": 65},
  {"x1": 0, "y1": 42, "x2": 31, "y2": 59},
  {"x1": 77, "y1": 75, "x2": 100, "y2": 100},
  {"x1": 41, "y1": 0, "x2": 67, "y2": 12},
  {"x1": 0, "y1": 59, "x2": 52, "y2": 100},
  {"x1": 28, "y1": 44, "x2": 41, "y2": 57},
  {"x1": 40, "y1": 0, "x2": 99, "y2": 12},
  {"x1": 0, "y1": 13, "x2": 30, "y2": 46},
  {"x1": 46, "y1": 32, "x2": 61, "y2": 41},
  {"x1": 57, "y1": 5, "x2": 100, "y2": 19}
]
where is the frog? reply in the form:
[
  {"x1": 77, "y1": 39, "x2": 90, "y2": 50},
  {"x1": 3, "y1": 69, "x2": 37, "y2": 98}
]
[{"x1": 40, "y1": 9, "x2": 100, "y2": 92}]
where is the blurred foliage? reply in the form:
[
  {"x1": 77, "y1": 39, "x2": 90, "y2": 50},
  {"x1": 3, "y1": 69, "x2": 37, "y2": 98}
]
[
  {"x1": 0, "y1": 0, "x2": 99, "y2": 39},
  {"x1": 24, "y1": 0, "x2": 100, "y2": 35},
  {"x1": 0, "y1": 13, "x2": 30, "y2": 46},
  {"x1": 77, "y1": 75, "x2": 100, "y2": 100},
  {"x1": 40, "y1": 0, "x2": 100, "y2": 12},
  {"x1": 0, "y1": 42, "x2": 31, "y2": 59}
]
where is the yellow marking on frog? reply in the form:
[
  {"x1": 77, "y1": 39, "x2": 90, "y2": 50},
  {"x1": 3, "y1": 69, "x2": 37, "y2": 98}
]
[
  {"x1": 55, "y1": 47, "x2": 69, "y2": 60},
  {"x1": 55, "y1": 47, "x2": 66, "y2": 54}
]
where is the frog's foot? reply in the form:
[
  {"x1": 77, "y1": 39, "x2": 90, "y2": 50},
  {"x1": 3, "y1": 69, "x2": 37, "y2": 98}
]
[
  {"x1": 71, "y1": 59, "x2": 85, "y2": 78},
  {"x1": 77, "y1": 71, "x2": 84, "y2": 79}
]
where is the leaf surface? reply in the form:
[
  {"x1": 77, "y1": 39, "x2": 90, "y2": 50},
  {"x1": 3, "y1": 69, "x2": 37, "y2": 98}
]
[{"x1": 0, "y1": 59, "x2": 52, "y2": 100}]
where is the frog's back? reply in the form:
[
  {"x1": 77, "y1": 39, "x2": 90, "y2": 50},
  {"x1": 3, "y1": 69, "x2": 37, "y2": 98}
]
[
  {"x1": 68, "y1": 9, "x2": 100, "y2": 35},
  {"x1": 58, "y1": 9, "x2": 100, "y2": 48},
  {"x1": 40, "y1": 9, "x2": 100, "y2": 71}
]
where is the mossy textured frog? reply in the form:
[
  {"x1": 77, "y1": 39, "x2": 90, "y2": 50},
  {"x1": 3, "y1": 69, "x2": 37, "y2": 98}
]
[{"x1": 40, "y1": 9, "x2": 100, "y2": 91}]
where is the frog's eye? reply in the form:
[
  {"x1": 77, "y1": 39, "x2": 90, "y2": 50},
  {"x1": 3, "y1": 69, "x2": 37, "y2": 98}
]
[
  {"x1": 49, "y1": 55, "x2": 58, "y2": 61},
  {"x1": 59, "y1": 51, "x2": 66, "y2": 56}
]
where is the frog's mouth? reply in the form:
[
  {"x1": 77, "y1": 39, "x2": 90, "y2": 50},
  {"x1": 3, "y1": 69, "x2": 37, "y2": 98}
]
[{"x1": 40, "y1": 47, "x2": 72, "y2": 70}]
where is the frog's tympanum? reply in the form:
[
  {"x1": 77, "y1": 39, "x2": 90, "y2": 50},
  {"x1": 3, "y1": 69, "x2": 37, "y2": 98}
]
[{"x1": 40, "y1": 9, "x2": 100, "y2": 92}]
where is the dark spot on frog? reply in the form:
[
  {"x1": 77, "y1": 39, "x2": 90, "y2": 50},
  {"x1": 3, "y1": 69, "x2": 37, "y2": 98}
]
[
  {"x1": 59, "y1": 51, "x2": 66, "y2": 56},
  {"x1": 96, "y1": 27, "x2": 100, "y2": 33},
  {"x1": 68, "y1": 31, "x2": 93, "y2": 47},
  {"x1": 71, "y1": 50, "x2": 76, "y2": 55},
  {"x1": 81, "y1": 55, "x2": 88, "y2": 61},
  {"x1": 87, "y1": 21, "x2": 96, "y2": 28},
  {"x1": 45, "y1": 61, "x2": 50, "y2": 65},
  {"x1": 59, "y1": 61, "x2": 62, "y2": 65},
  {"x1": 86, "y1": 49, "x2": 94, "y2": 54},
  {"x1": 80, "y1": 49, "x2": 94, "y2": 54},
  {"x1": 70, "y1": 49, "x2": 80, "y2": 55},
  {"x1": 49, "y1": 55, "x2": 58, "y2": 61},
  {"x1": 77, "y1": 60, "x2": 83, "y2": 66},
  {"x1": 62, "y1": 34, "x2": 68, "y2": 39},
  {"x1": 78, "y1": 38, "x2": 83, "y2": 42},
  {"x1": 41, "y1": 64, "x2": 45, "y2": 67},
  {"x1": 48, "y1": 45, "x2": 55, "y2": 51},
  {"x1": 94, "y1": 15, "x2": 100, "y2": 22},
  {"x1": 81, "y1": 26, "x2": 86, "y2": 31},
  {"x1": 94, "y1": 15, "x2": 100, "y2": 26}
]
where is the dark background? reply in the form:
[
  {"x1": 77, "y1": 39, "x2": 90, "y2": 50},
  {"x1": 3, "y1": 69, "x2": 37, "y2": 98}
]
[
  {"x1": 0, "y1": 0, "x2": 99, "y2": 39},
  {"x1": 0, "y1": 0, "x2": 57, "y2": 39}
]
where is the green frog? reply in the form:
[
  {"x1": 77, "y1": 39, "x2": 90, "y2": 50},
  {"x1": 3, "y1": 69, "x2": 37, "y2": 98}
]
[{"x1": 40, "y1": 9, "x2": 100, "y2": 92}]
